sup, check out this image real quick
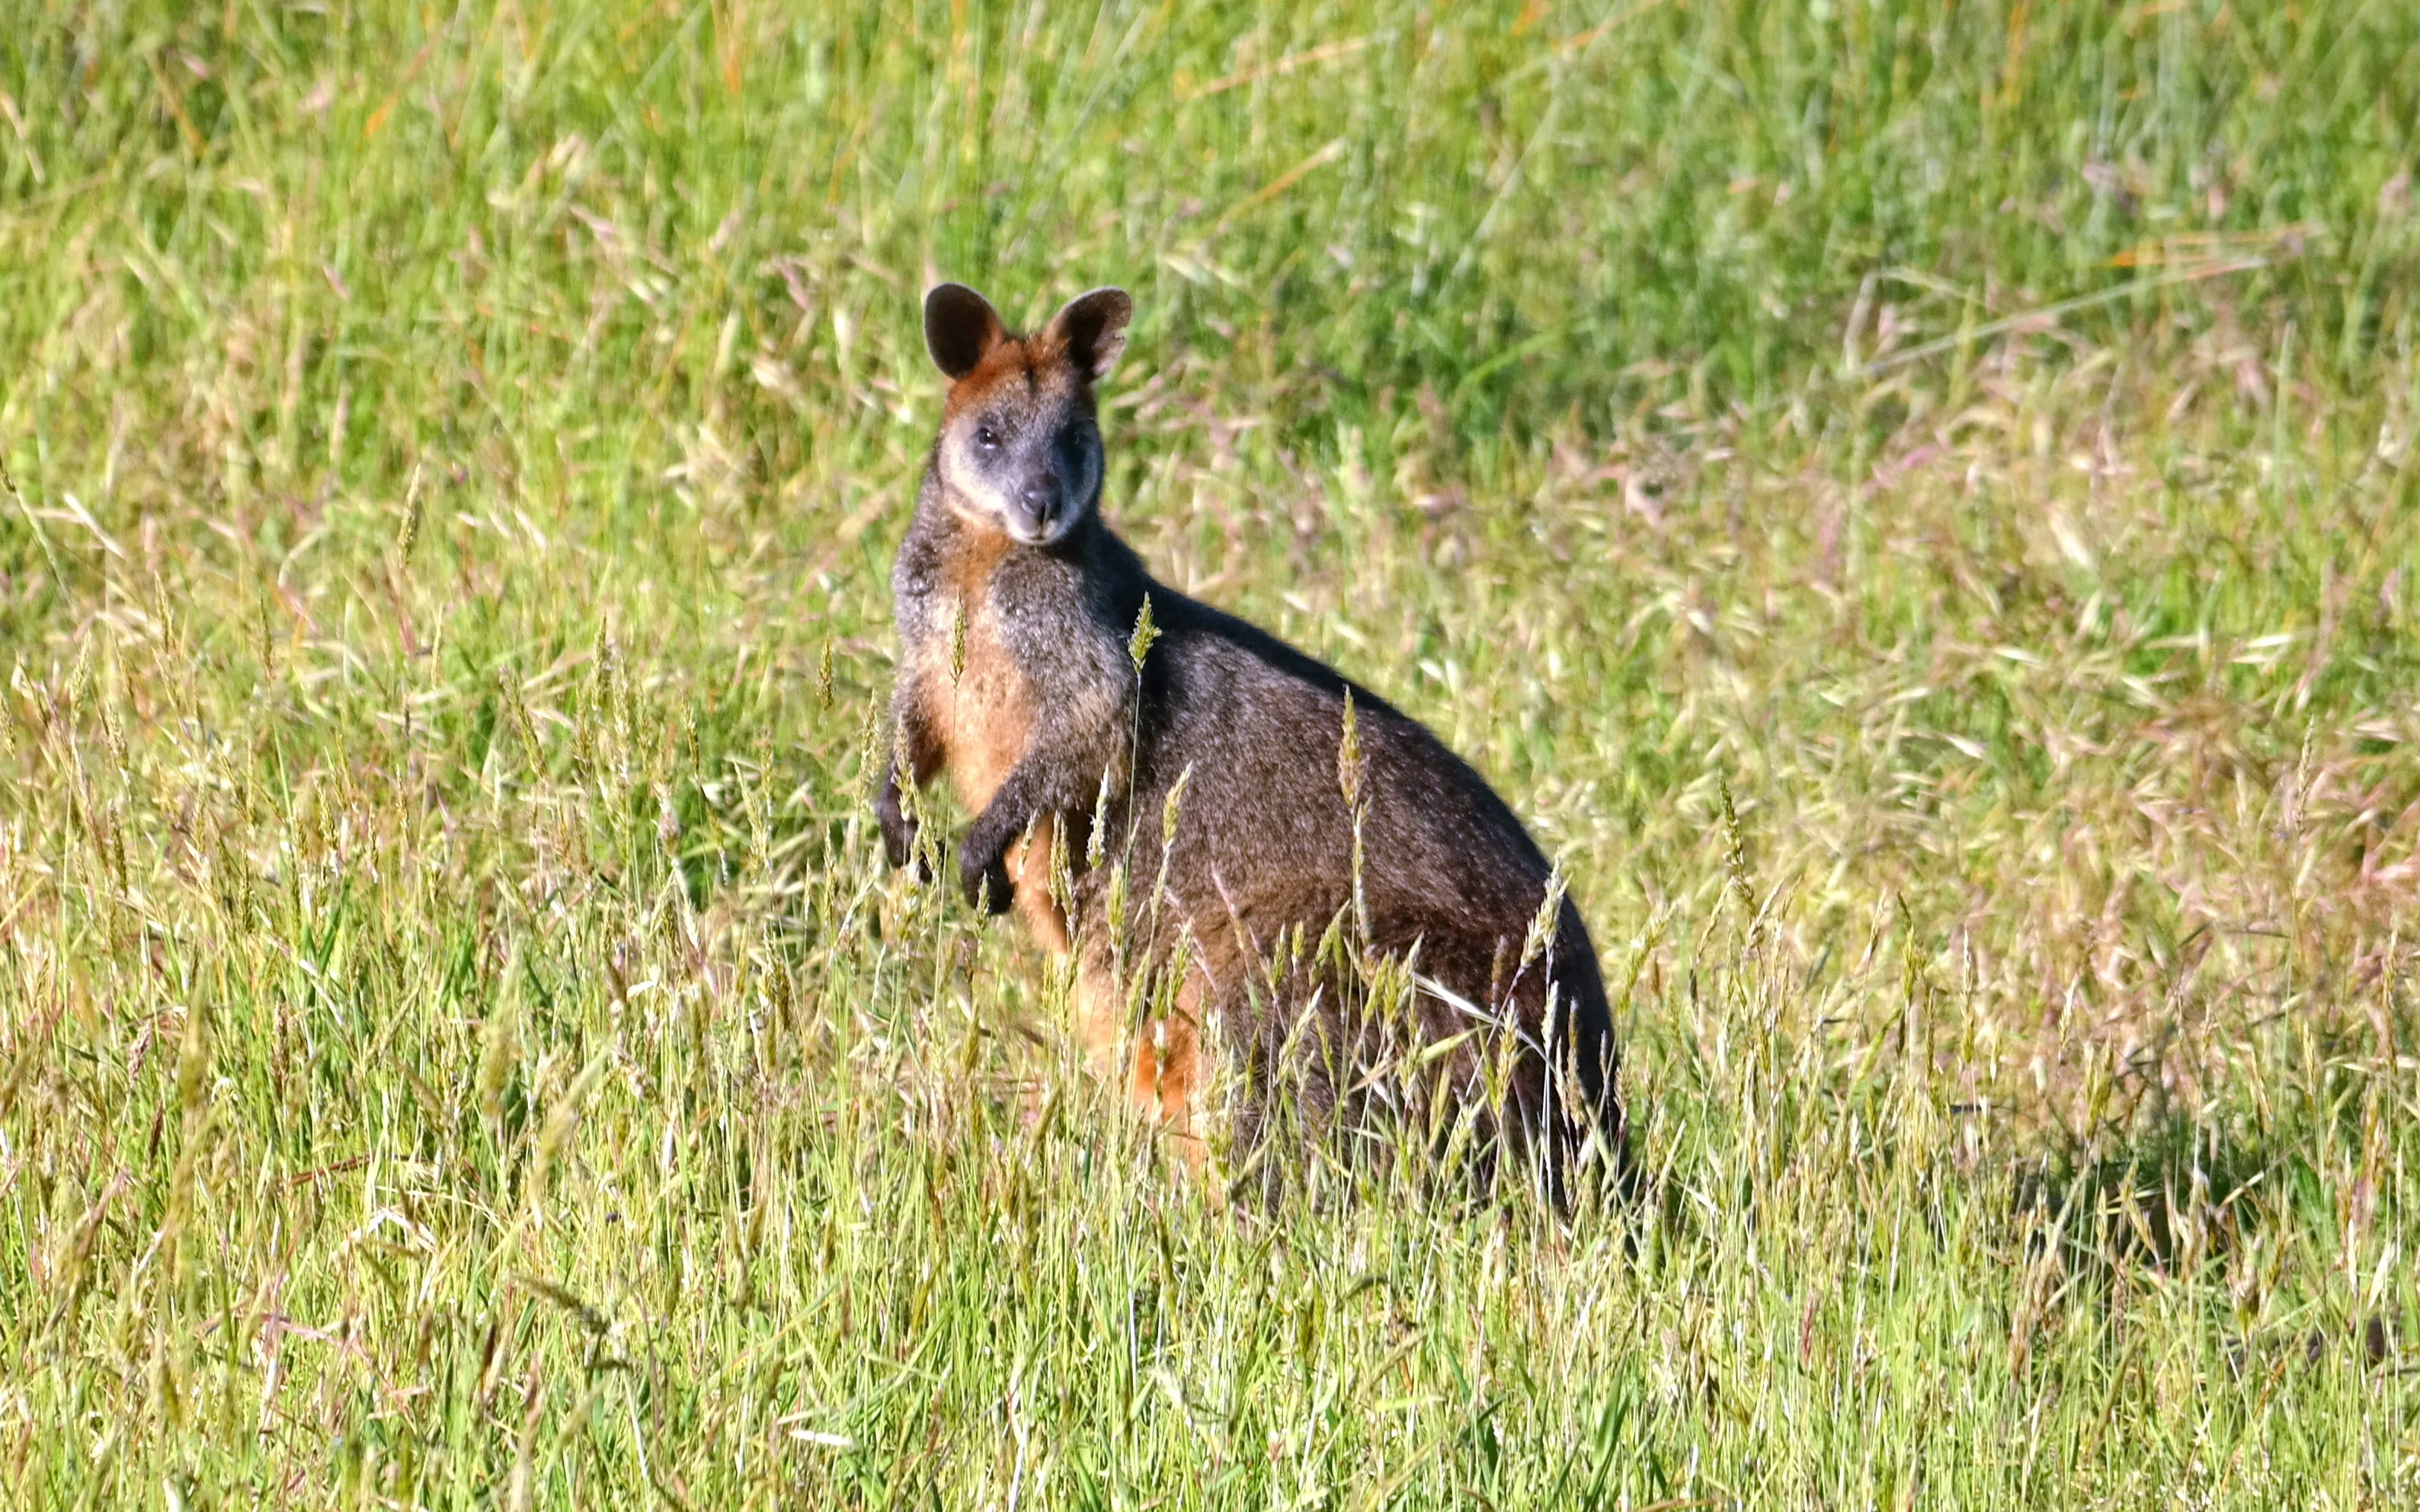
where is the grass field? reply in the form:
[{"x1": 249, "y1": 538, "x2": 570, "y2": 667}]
[{"x1": 3, "y1": 0, "x2": 2418, "y2": 1505}]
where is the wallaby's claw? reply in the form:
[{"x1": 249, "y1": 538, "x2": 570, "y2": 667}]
[
  {"x1": 880, "y1": 814, "x2": 920, "y2": 871},
  {"x1": 875, "y1": 766, "x2": 921, "y2": 872},
  {"x1": 959, "y1": 840, "x2": 1015, "y2": 914}
]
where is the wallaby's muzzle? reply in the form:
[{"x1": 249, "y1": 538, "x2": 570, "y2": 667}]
[{"x1": 1012, "y1": 474, "x2": 1064, "y2": 542}]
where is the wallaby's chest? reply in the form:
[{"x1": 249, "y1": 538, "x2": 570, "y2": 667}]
[{"x1": 897, "y1": 526, "x2": 1033, "y2": 814}]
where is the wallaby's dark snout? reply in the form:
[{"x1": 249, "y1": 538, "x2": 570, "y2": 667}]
[{"x1": 1015, "y1": 474, "x2": 1062, "y2": 537}]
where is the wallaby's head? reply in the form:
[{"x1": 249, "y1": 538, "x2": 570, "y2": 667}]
[{"x1": 922, "y1": 283, "x2": 1131, "y2": 547}]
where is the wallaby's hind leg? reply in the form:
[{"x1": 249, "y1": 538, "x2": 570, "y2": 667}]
[
  {"x1": 1072, "y1": 961, "x2": 1210, "y2": 1178},
  {"x1": 1004, "y1": 817, "x2": 1069, "y2": 953}
]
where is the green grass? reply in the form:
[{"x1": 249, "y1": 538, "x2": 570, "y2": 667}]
[{"x1": 3, "y1": 0, "x2": 2418, "y2": 1505}]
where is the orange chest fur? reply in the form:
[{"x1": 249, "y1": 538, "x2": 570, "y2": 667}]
[{"x1": 908, "y1": 535, "x2": 1035, "y2": 815}]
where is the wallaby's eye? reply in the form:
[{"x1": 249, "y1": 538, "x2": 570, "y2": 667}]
[{"x1": 974, "y1": 425, "x2": 1002, "y2": 450}]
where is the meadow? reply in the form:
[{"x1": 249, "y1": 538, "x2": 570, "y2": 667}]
[{"x1": 2, "y1": 0, "x2": 2418, "y2": 1504}]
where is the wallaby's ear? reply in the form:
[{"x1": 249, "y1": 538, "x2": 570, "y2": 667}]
[
  {"x1": 1043, "y1": 286, "x2": 1133, "y2": 383},
  {"x1": 924, "y1": 283, "x2": 1007, "y2": 381}
]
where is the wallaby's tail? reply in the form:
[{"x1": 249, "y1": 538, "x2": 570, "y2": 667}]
[{"x1": 1542, "y1": 906, "x2": 1631, "y2": 1208}]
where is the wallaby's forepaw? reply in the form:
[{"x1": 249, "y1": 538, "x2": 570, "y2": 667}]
[
  {"x1": 878, "y1": 809, "x2": 919, "y2": 870},
  {"x1": 875, "y1": 772, "x2": 936, "y2": 882},
  {"x1": 959, "y1": 833, "x2": 1016, "y2": 915}
]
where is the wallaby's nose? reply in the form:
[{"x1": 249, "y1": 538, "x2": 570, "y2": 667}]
[{"x1": 1019, "y1": 478, "x2": 1060, "y2": 526}]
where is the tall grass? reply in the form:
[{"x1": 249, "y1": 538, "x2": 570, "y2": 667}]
[{"x1": 2, "y1": 1, "x2": 2416, "y2": 1505}]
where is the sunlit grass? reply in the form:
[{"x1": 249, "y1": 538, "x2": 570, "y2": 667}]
[{"x1": 2, "y1": 1, "x2": 2416, "y2": 1506}]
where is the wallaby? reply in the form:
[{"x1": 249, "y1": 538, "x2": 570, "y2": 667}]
[{"x1": 877, "y1": 283, "x2": 1625, "y2": 1201}]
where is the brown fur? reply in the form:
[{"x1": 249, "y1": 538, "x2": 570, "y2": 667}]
[
  {"x1": 917, "y1": 529, "x2": 1026, "y2": 814},
  {"x1": 1070, "y1": 962, "x2": 1206, "y2": 1172},
  {"x1": 879, "y1": 283, "x2": 1625, "y2": 1203}
]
